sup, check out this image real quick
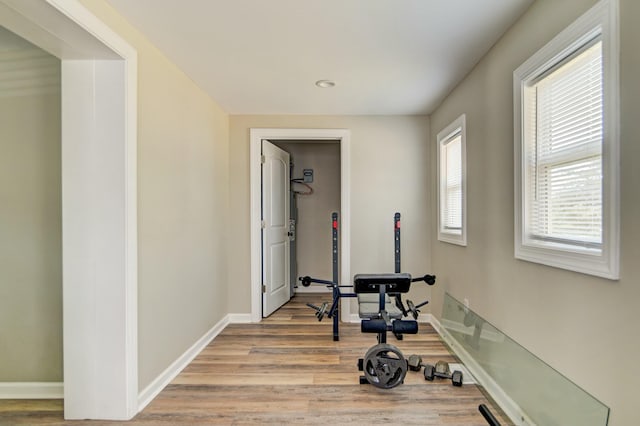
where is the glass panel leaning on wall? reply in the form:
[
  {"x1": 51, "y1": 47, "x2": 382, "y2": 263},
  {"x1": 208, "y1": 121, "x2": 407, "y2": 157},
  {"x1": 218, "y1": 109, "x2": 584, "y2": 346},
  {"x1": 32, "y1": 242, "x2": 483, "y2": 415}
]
[{"x1": 440, "y1": 293, "x2": 610, "y2": 426}]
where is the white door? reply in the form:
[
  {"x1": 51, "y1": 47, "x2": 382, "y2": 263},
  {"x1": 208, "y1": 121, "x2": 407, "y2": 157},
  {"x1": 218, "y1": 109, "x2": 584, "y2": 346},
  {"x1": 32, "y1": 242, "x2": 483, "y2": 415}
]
[{"x1": 262, "y1": 140, "x2": 291, "y2": 317}]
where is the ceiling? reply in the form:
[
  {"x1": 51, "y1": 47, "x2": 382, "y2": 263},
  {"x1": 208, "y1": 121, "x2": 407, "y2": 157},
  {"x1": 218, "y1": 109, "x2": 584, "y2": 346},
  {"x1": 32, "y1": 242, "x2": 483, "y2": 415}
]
[{"x1": 105, "y1": 0, "x2": 533, "y2": 115}]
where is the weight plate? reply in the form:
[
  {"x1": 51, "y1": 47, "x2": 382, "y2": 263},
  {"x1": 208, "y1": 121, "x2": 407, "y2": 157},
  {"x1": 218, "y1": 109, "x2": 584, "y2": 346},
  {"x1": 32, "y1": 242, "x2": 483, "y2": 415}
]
[
  {"x1": 316, "y1": 302, "x2": 328, "y2": 321},
  {"x1": 362, "y1": 343, "x2": 407, "y2": 389}
]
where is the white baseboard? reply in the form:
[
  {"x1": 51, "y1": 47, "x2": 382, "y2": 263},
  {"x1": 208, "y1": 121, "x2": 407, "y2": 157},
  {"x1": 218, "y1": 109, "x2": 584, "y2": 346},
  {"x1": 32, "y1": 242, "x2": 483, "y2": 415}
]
[
  {"x1": 429, "y1": 315, "x2": 535, "y2": 426},
  {"x1": 137, "y1": 314, "x2": 231, "y2": 411},
  {"x1": 137, "y1": 312, "x2": 256, "y2": 412},
  {"x1": 0, "y1": 382, "x2": 63, "y2": 399},
  {"x1": 227, "y1": 313, "x2": 253, "y2": 323},
  {"x1": 346, "y1": 313, "x2": 360, "y2": 323},
  {"x1": 294, "y1": 287, "x2": 331, "y2": 294},
  {"x1": 419, "y1": 313, "x2": 433, "y2": 324}
]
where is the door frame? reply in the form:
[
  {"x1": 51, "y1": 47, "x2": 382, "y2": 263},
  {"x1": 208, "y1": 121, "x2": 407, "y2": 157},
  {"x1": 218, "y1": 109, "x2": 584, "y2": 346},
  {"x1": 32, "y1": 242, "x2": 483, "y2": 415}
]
[
  {"x1": 249, "y1": 128, "x2": 351, "y2": 322},
  {"x1": 0, "y1": 0, "x2": 138, "y2": 420}
]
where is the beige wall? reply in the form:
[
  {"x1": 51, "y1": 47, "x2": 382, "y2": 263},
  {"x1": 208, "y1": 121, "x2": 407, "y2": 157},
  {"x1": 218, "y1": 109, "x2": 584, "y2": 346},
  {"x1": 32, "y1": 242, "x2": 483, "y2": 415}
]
[
  {"x1": 79, "y1": 0, "x2": 230, "y2": 390},
  {"x1": 0, "y1": 36, "x2": 61, "y2": 381},
  {"x1": 274, "y1": 142, "x2": 340, "y2": 288},
  {"x1": 229, "y1": 116, "x2": 432, "y2": 312},
  {"x1": 429, "y1": 0, "x2": 639, "y2": 425}
]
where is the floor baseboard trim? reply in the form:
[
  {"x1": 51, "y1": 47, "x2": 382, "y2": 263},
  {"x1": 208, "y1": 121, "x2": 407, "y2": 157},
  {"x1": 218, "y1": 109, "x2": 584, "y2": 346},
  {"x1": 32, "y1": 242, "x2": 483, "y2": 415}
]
[
  {"x1": 0, "y1": 382, "x2": 63, "y2": 399},
  {"x1": 228, "y1": 313, "x2": 253, "y2": 323},
  {"x1": 138, "y1": 312, "x2": 256, "y2": 412},
  {"x1": 137, "y1": 314, "x2": 231, "y2": 412},
  {"x1": 346, "y1": 313, "x2": 360, "y2": 323}
]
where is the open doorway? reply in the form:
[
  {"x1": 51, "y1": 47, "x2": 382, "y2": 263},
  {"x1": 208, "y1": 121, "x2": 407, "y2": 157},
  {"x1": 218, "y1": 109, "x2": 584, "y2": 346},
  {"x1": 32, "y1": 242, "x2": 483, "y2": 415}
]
[
  {"x1": 0, "y1": 1, "x2": 138, "y2": 419},
  {"x1": 249, "y1": 128, "x2": 351, "y2": 323},
  {"x1": 0, "y1": 26, "x2": 62, "y2": 390},
  {"x1": 270, "y1": 140, "x2": 341, "y2": 300}
]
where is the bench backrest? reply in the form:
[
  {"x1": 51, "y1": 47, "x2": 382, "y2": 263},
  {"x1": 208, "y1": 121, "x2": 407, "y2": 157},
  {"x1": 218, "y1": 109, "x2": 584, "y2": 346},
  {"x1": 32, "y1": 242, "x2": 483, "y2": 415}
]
[{"x1": 353, "y1": 273, "x2": 412, "y2": 294}]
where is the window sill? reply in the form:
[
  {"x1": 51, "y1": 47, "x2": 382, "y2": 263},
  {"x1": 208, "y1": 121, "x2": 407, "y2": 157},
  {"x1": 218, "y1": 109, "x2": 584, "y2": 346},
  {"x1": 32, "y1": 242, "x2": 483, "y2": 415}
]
[
  {"x1": 515, "y1": 242, "x2": 618, "y2": 280},
  {"x1": 438, "y1": 232, "x2": 467, "y2": 247}
]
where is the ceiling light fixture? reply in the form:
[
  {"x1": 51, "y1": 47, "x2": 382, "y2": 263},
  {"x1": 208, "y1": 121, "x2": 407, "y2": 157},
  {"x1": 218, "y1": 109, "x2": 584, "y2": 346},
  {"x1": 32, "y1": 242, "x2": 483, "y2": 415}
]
[{"x1": 315, "y1": 79, "x2": 336, "y2": 88}]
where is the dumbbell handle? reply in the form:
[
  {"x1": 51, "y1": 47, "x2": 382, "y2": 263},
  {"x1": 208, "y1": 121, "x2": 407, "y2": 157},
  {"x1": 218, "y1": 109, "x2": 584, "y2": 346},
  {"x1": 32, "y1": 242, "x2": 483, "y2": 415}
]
[
  {"x1": 415, "y1": 300, "x2": 429, "y2": 309},
  {"x1": 306, "y1": 303, "x2": 322, "y2": 311},
  {"x1": 299, "y1": 276, "x2": 335, "y2": 287}
]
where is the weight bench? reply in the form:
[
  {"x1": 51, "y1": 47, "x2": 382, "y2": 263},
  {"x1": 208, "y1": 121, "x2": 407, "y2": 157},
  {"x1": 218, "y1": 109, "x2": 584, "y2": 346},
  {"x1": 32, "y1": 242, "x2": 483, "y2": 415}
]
[
  {"x1": 300, "y1": 213, "x2": 438, "y2": 389},
  {"x1": 355, "y1": 273, "x2": 418, "y2": 343},
  {"x1": 301, "y1": 212, "x2": 436, "y2": 342}
]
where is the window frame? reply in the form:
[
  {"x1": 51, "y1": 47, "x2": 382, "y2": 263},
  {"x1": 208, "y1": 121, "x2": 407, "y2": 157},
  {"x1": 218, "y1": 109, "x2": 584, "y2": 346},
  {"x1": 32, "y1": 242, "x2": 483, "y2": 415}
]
[
  {"x1": 513, "y1": 0, "x2": 619, "y2": 279},
  {"x1": 437, "y1": 114, "x2": 467, "y2": 246}
]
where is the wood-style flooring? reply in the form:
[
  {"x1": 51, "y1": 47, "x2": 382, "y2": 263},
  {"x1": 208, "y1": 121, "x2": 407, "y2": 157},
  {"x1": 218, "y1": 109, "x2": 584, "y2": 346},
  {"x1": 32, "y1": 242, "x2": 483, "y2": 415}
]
[{"x1": 0, "y1": 294, "x2": 510, "y2": 425}]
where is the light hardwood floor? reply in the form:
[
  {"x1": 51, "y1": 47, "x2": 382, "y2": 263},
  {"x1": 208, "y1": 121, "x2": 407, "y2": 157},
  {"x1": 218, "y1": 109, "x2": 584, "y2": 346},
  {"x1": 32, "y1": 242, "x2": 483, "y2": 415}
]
[{"x1": 0, "y1": 294, "x2": 510, "y2": 425}]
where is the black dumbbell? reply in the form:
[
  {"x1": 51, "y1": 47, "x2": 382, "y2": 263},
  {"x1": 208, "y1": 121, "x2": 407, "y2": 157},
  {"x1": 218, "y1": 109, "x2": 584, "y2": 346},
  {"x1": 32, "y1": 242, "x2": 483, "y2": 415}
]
[
  {"x1": 424, "y1": 360, "x2": 463, "y2": 386},
  {"x1": 407, "y1": 354, "x2": 424, "y2": 371}
]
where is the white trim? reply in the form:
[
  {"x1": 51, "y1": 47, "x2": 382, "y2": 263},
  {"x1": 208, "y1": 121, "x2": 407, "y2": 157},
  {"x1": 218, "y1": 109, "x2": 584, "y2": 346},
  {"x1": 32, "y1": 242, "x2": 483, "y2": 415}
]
[
  {"x1": 436, "y1": 114, "x2": 467, "y2": 246},
  {"x1": 418, "y1": 313, "x2": 433, "y2": 324},
  {"x1": 227, "y1": 313, "x2": 254, "y2": 323},
  {"x1": 513, "y1": 0, "x2": 619, "y2": 280},
  {"x1": 294, "y1": 286, "x2": 332, "y2": 294},
  {"x1": 250, "y1": 128, "x2": 351, "y2": 323},
  {"x1": 346, "y1": 313, "x2": 361, "y2": 323},
  {"x1": 0, "y1": 0, "x2": 139, "y2": 419},
  {"x1": 138, "y1": 317, "x2": 230, "y2": 412},
  {"x1": 429, "y1": 316, "x2": 535, "y2": 426},
  {"x1": 0, "y1": 383, "x2": 64, "y2": 399},
  {"x1": 45, "y1": 0, "x2": 136, "y2": 59},
  {"x1": 137, "y1": 313, "x2": 254, "y2": 411}
]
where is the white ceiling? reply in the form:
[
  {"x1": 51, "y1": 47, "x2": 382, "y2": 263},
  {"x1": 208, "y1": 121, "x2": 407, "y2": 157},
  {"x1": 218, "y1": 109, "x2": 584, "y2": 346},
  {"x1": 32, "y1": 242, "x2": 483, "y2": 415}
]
[{"x1": 105, "y1": 0, "x2": 533, "y2": 115}]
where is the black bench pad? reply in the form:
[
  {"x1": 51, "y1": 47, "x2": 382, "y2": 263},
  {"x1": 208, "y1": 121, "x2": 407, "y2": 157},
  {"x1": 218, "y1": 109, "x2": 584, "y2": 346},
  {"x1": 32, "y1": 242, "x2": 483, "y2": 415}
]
[{"x1": 354, "y1": 273, "x2": 412, "y2": 294}]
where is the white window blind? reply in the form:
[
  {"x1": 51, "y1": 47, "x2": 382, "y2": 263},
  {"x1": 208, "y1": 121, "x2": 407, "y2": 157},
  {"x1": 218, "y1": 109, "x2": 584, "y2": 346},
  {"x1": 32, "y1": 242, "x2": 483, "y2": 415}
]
[
  {"x1": 525, "y1": 39, "x2": 603, "y2": 249},
  {"x1": 442, "y1": 133, "x2": 462, "y2": 233}
]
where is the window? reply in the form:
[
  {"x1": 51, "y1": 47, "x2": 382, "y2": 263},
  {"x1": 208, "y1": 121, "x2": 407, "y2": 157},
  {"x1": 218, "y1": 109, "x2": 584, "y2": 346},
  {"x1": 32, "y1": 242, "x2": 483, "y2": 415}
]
[
  {"x1": 514, "y1": 0, "x2": 619, "y2": 279},
  {"x1": 437, "y1": 114, "x2": 466, "y2": 246}
]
